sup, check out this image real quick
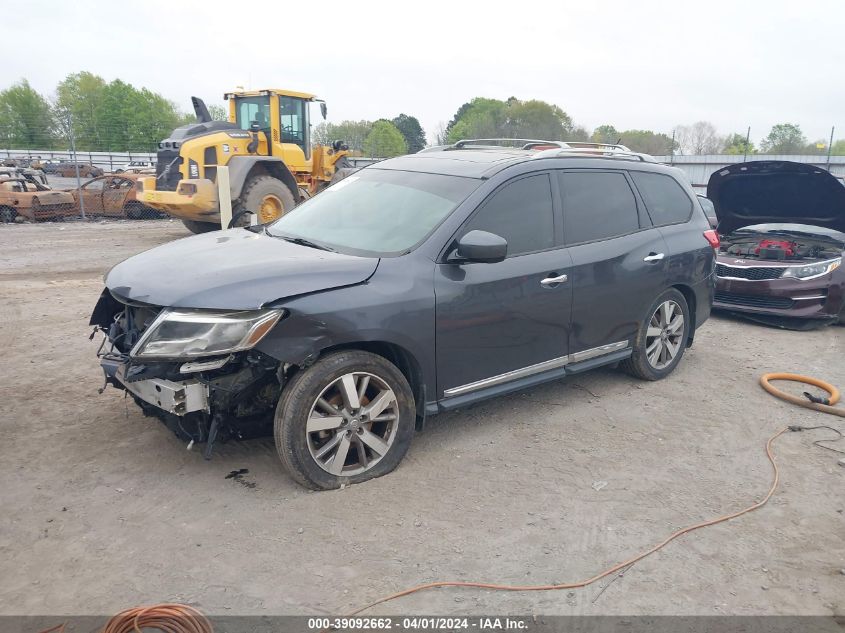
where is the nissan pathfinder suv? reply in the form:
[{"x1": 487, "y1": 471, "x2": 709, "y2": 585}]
[{"x1": 90, "y1": 140, "x2": 717, "y2": 490}]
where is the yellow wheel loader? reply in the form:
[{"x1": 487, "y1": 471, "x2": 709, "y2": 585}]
[{"x1": 138, "y1": 89, "x2": 355, "y2": 233}]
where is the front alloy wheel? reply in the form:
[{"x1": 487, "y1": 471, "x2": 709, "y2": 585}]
[
  {"x1": 275, "y1": 351, "x2": 415, "y2": 490},
  {"x1": 306, "y1": 372, "x2": 400, "y2": 476}
]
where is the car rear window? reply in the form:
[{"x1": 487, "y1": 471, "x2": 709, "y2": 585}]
[
  {"x1": 559, "y1": 171, "x2": 640, "y2": 244},
  {"x1": 631, "y1": 172, "x2": 693, "y2": 226}
]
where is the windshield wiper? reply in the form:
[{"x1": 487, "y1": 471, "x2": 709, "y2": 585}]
[{"x1": 276, "y1": 234, "x2": 335, "y2": 252}]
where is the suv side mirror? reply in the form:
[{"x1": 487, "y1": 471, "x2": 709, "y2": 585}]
[{"x1": 454, "y1": 230, "x2": 508, "y2": 263}]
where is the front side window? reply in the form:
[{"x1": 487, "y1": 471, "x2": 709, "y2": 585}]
[
  {"x1": 266, "y1": 169, "x2": 480, "y2": 256},
  {"x1": 631, "y1": 171, "x2": 693, "y2": 226},
  {"x1": 559, "y1": 171, "x2": 640, "y2": 244},
  {"x1": 462, "y1": 174, "x2": 555, "y2": 257},
  {"x1": 234, "y1": 96, "x2": 271, "y2": 131},
  {"x1": 84, "y1": 179, "x2": 106, "y2": 192},
  {"x1": 279, "y1": 96, "x2": 305, "y2": 147}
]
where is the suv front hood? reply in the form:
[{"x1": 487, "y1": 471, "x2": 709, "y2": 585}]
[
  {"x1": 105, "y1": 228, "x2": 379, "y2": 309},
  {"x1": 707, "y1": 161, "x2": 845, "y2": 235}
]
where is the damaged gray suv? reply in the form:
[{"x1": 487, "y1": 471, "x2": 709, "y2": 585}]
[{"x1": 91, "y1": 140, "x2": 716, "y2": 489}]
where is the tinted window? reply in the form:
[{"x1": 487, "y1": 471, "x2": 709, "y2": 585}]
[
  {"x1": 631, "y1": 172, "x2": 693, "y2": 226},
  {"x1": 464, "y1": 174, "x2": 554, "y2": 257},
  {"x1": 559, "y1": 171, "x2": 639, "y2": 244}
]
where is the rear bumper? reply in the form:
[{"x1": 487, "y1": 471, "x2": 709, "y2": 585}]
[{"x1": 139, "y1": 177, "x2": 220, "y2": 222}]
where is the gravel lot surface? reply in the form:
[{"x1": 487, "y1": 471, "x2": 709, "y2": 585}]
[{"x1": 0, "y1": 222, "x2": 843, "y2": 617}]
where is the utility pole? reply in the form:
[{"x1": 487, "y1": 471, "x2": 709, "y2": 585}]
[
  {"x1": 743, "y1": 126, "x2": 751, "y2": 163},
  {"x1": 670, "y1": 129, "x2": 675, "y2": 165},
  {"x1": 826, "y1": 126, "x2": 834, "y2": 170},
  {"x1": 67, "y1": 111, "x2": 86, "y2": 219}
]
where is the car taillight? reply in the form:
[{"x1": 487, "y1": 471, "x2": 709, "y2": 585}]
[{"x1": 703, "y1": 229, "x2": 720, "y2": 250}]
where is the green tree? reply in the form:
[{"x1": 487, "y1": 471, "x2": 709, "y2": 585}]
[
  {"x1": 55, "y1": 71, "x2": 106, "y2": 149},
  {"x1": 0, "y1": 79, "x2": 55, "y2": 149},
  {"x1": 391, "y1": 113, "x2": 426, "y2": 153},
  {"x1": 591, "y1": 124, "x2": 620, "y2": 144},
  {"x1": 207, "y1": 104, "x2": 228, "y2": 121},
  {"x1": 445, "y1": 97, "x2": 582, "y2": 143},
  {"x1": 723, "y1": 132, "x2": 756, "y2": 155},
  {"x1": 760, "y1": 123, "x2": 807, "y2": 154},
  {"x1": 831, "y1": 139, "x2": 845, "y2": 156},
  {"x1": 363, "y1": 120, "x2": 407, "y2": 157},
  {"x1": 617, "y1": 129, "x2": 675, "y2": 155}
]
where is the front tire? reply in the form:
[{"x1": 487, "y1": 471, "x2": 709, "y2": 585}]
[
  {"x1": 239, "y1": 174, "x2": 296, "y2": 225},
  {"x1": 621, "y1": 288, "x2": 690, "y2": 381},
  {"x1": 275, "y1": 351, "x2": 415, "y2": 490}
]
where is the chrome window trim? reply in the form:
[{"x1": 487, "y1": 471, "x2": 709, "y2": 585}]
[{"x1": 443, "y1": 340, "x2": 629, "y2": 398}]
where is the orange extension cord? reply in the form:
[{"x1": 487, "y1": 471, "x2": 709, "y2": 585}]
[
  {"x1": 36, "y1": 374, "x2": 843, "y2": 632},
  {"x1": 342, "y1": 372, "x2": 844, "y2": 616}
]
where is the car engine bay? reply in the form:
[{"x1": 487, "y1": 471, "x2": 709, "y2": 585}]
[{"x1": 720, "y1": 230, "x2": 843, "y2": 262}]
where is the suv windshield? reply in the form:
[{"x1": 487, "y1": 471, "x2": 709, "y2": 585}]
[{"x1": 266, "y1": 169, "x2": 480, "y2": 256}]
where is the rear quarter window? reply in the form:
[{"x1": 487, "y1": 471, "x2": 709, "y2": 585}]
[
  {"x1": 559, "y1": 171, "x2": 640, "y2": 244},
  {"x1": 631, "y1": 172, "x2": 693, "y2": 226}
]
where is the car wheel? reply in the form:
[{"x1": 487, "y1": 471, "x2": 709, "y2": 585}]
[
  {"x1": 0, "y1": 206, "x2": 16, "y2": 223},
  {"x1": 621, "y1": 288, "x2": 690, "y2": 381},
  {"x1": 181, "y1": 219, "x2": 219, "y2": 234},
  {"x1": 274, "y1": 350, "x2": 415, "y2": 490}
]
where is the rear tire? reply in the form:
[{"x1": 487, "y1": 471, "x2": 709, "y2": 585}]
[
  {"x1": 274, "y1": 351, "x2": 415, "y2": 490},
  {"x1": 621, "y1": 288, "x2": 690, "y2": 381},
  {"x1": 125, "y1": 202, "x2": 144, "y2": 220},
  {"x1": 181, "y1": 219, "x2": 219, "y2": 234},
  {"x1": 239, "y1": 175, "x2": 296, "y2": 225}
]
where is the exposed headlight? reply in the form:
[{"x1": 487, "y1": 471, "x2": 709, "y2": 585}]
[
  {"x1": 131, "y1": 308, "x2": 284, "y2": 359},
  {"x1": 781, "y1": 258, "x2": 841, "y2": 280}
]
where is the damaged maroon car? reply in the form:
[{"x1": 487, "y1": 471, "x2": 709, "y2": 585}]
[{"x1": 709, "y1": 161, "x2": 845, "y2": 328}]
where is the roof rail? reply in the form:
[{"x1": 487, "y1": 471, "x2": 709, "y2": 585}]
[
  {"x1": 450, "y1": 138, "x2": 570, "y2": 150},
  {"x1": 532, "y1": 146, "x2": 658, "y2": 163},
  {"x1": 444, "y1": 138, "x2": 657, "y2": 162}
]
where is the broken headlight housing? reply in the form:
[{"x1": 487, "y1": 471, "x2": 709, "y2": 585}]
[
  {"x1": 131, "y1": 308, "x2": 284, "y2": 359},
  {"x1": 781, "y1": 258, "x2": 841, "y2": 281}
]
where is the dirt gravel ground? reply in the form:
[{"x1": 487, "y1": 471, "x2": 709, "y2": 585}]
[{"x1": 0, "y1": 221, "x2": 843, "y2": 618}]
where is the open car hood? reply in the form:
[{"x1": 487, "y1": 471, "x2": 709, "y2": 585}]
[
  {"x1": 707, "y1": 161, "x2": 845, "y2": 235},
  {"x1": 105, "y1": 228, "x2": 379, "y2": 309}
]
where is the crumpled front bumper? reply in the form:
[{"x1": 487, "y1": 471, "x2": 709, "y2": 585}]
[{"x1": 101, "y1": 357, "x2": 209, "y2": 416}]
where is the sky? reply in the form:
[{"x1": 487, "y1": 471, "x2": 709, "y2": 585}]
[{"x1": 2, "y1": 0, "x2": 844, "y2": 147}]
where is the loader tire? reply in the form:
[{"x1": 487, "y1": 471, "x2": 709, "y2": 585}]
[
  {"x1": 240, "y1": 175, "x2": 296, "y2": 224},
  {"x1": 182, "y1": 219, "x2": 220, "y2": 234}
]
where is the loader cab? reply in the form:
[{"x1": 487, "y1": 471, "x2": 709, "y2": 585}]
[{"x1": 227, "y1": 89, "x2": 315, "y2": 170}]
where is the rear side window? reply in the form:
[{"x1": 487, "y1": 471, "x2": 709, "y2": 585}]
[
  {"x1": 631, "y1": 172, "x2": 693, "y2": 226},
  {"x1": 559, "y1": 171, "x2": 639, "y2": 244},
  {"x1": 464, "y1": 174, "x2": 554, "y2": 257}
]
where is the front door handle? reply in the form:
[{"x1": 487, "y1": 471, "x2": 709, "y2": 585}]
[
  {"x1": 540, "y1": 274, "x2": 568, "y2": 287},
  {"x1": 643, "y1": 252, "x2": 665, "y2": 262}
]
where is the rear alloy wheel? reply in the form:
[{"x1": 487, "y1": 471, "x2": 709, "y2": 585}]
[
  {"x1": 275, "y1": 351, "x2": 415, "y2": 490},
  {"x1": 622, "y1": 288, "x2": 690, "y2": 380}
]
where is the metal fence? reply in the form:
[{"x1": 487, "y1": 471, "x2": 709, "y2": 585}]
[{"x1": 1, "y1": 148, "x2": 156, "y2": 172}]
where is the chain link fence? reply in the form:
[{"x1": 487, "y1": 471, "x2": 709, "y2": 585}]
[{"x1": 1, "y1": 148, "x2": 165, "y2": 223}]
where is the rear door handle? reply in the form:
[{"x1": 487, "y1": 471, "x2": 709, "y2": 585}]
[
  {"x1": 643, "y1": 252, "x2": 665, "y2": 262},
  {"x1": 540, "y1": 274, "x2": 568, "y2": 286}
]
